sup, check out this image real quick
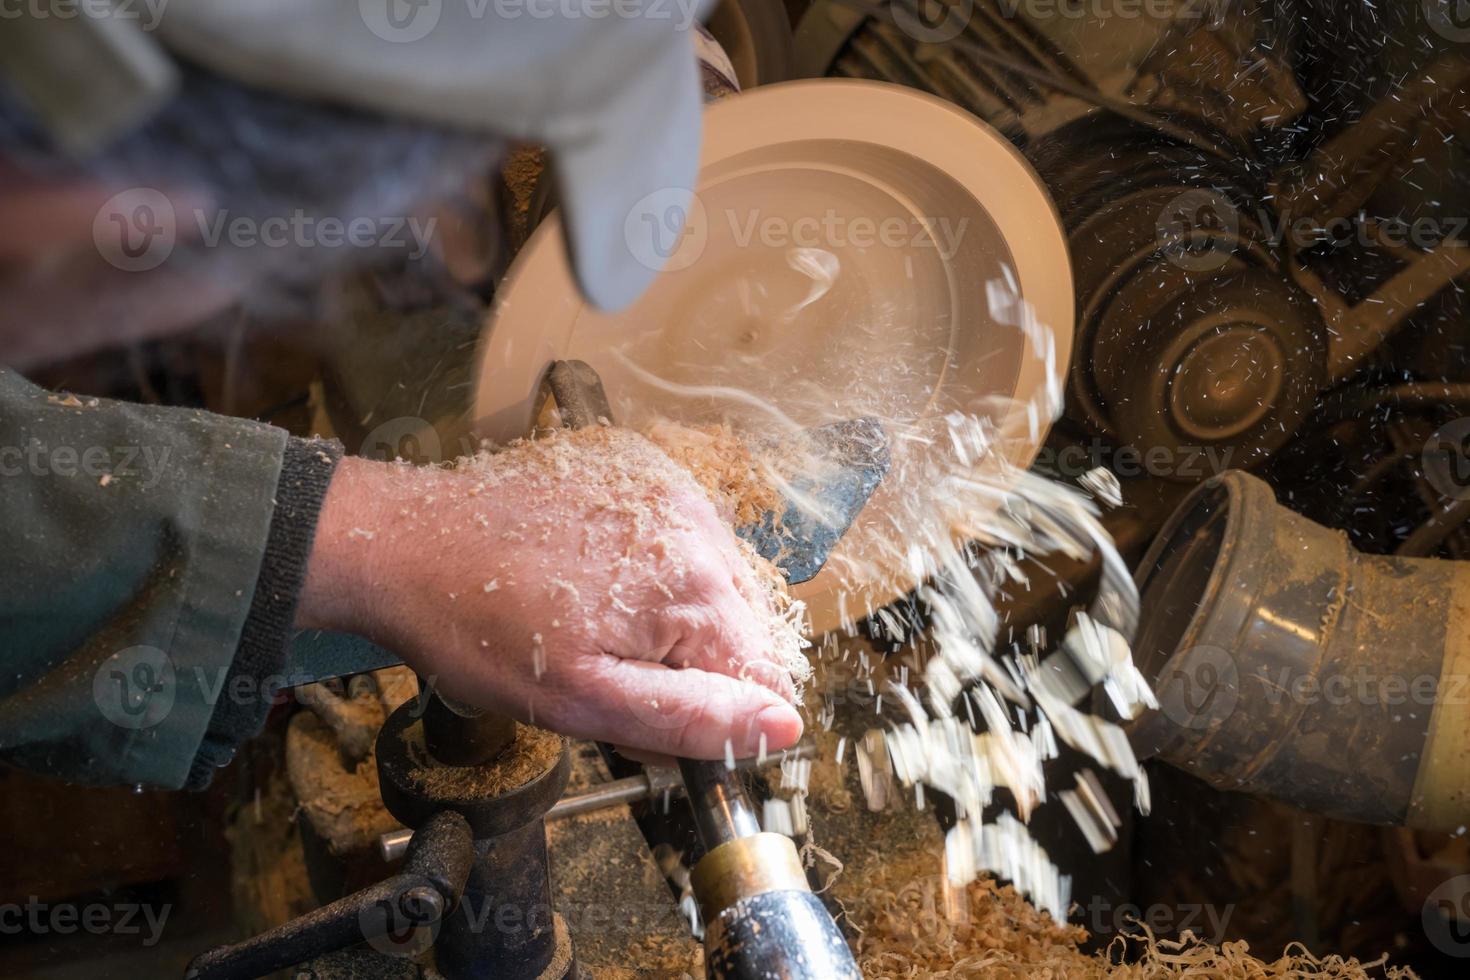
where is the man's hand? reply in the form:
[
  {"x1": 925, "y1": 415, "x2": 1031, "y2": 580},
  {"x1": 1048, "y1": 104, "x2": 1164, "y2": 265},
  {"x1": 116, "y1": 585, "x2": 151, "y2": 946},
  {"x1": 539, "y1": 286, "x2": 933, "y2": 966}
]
[{"x1": 296, "y1": 428, "x2": 805, "y2": 761}]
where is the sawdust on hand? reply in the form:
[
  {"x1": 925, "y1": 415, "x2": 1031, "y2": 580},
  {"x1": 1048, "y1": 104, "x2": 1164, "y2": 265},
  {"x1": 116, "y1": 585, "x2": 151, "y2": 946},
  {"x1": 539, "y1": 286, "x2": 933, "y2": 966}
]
[
  {"x1": 451, "y1": 423, "x2": 811, "y2": 690},
  {"x1": 643, "y1": 419, "x2": 784, "y2": 528}
]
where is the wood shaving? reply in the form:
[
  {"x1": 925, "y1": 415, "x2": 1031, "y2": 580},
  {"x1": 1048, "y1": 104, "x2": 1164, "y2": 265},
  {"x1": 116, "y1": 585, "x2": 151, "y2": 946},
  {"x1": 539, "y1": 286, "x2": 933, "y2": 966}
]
[
  {"x1": 840, "y1": 846, "x2": 1415, "y2": 979},
  {"x1": 285, "y1": 711, "x2": 401, "y2": 855},
  {"x1": 643, "y1": 418, "x2": 785, "y2": 527},
  {"x1": 401, "y1": 720, "x2": 563, "y2": 797}
]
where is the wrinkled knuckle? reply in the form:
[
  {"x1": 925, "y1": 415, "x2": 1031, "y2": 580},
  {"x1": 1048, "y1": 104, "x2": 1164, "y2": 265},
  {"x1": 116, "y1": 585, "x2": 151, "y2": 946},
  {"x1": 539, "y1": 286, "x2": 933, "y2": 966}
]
[
  {"x1": 671, "y1": 694, "x2": 726, "y2": 756},
  {"x1": 661, "y1": 602, "x2": 721, "y2": 640},
  {"x1": 670, "y1": 537, "x2": 726, "y2": 581},
  {"x1": 734, "y1": 656, "x2": 792, "y2": 696}
]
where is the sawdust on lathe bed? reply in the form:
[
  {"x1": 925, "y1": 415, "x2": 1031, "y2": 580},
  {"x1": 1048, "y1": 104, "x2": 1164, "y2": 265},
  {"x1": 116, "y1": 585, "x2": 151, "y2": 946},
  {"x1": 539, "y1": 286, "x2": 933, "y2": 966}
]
[
  {"x1": 402, "y1": 720, "x2": 563, "y2": 797},
  {"x1": 838, "y1": 841, "x2": 1417, "y2": 979},
  {"x1": 807, "y1": 726, "x2": 1413, "y2": 980},
  {"x1": 286, "y1": 710, "x2": 403, "y2": 854}
]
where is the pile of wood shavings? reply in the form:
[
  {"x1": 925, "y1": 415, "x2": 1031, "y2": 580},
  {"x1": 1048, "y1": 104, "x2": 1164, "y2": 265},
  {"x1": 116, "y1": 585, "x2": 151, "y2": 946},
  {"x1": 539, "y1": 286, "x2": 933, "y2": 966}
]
[
  {"x1": 402, "y1": 720, "x2": 563, "y2": 797},
  {"x1": 843, "y1": 857, "x2": 1415, "y2": 979},
  {"x1": 286, "y1": 711, "x2": 401, "y2": 853},
  {"x1": 643, "y1": 418, "x2": 785, "y2": 527}
]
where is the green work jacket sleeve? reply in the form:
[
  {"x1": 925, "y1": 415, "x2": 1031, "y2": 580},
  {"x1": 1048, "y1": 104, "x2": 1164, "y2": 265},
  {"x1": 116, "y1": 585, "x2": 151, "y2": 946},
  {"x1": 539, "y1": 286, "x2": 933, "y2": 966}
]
[{"x1": 0, "y1": 366, "x2": 333, "y2": 789}]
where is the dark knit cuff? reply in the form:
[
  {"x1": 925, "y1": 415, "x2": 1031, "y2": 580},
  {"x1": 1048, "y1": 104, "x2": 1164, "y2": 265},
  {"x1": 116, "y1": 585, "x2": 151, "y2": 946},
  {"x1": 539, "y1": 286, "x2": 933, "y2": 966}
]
[{"x1": 185, "y1": 436, "x2": 344, "y2": 789}]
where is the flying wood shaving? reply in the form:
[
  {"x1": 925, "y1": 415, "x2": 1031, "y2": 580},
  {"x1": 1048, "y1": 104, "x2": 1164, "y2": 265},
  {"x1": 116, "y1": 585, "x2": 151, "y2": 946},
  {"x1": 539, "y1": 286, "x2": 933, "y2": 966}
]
[
  {"x1": 603, "y1": 273, "x2": 1408, "y2": 974},
  {"x1": 1057, "y1": 767, "x2": 1124, "y2": 855},
  {"x1": 1080, "y1": 465, "x2": 1124, "y2": 508},
  {"x1": 837, "y1": 279, "x2": 1158, "y2": 911},
  {"x1": 608, "y1": 276, "x2": 1149, "y2": 916}
]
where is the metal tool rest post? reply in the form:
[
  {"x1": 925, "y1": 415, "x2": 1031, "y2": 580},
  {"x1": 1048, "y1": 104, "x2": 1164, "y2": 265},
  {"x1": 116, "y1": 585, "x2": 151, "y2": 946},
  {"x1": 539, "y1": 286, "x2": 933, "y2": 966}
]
[{"x1": 186, "y1": 690, "x2": 577, "y2": 980}]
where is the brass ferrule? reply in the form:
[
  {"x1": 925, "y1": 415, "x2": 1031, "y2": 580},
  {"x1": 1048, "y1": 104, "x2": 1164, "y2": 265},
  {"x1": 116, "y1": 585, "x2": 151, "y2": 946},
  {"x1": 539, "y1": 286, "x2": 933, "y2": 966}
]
[{"x1": 690, "y1": 832, "x2": 810, "y2": 920}]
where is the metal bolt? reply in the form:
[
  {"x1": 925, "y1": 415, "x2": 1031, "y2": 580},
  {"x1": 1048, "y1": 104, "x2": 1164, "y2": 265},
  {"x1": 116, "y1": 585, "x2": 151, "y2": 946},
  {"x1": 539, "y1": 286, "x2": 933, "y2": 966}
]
[{"x1": 399, "y1": 885, "x2": 445, "y2": 924}]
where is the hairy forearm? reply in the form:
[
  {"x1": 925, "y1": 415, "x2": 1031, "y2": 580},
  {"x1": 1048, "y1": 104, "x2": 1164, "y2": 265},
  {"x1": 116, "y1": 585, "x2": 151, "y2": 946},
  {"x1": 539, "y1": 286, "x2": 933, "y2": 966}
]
[{"x1": 296, "y1": 455, "x2": 391, "y2": 635}]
